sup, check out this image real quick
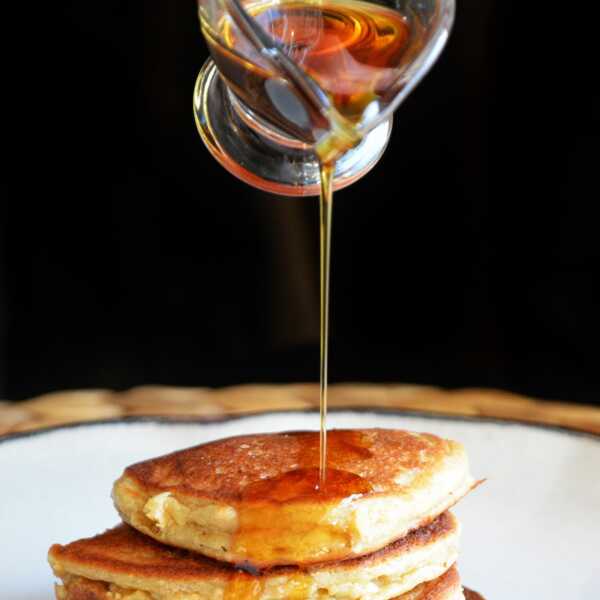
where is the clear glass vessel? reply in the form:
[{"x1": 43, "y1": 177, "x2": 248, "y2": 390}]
[{"x1": 193, "y1": 0, "x2": 455, "y2": 195}]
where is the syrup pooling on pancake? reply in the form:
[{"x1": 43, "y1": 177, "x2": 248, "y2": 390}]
[
  {"x1": 240, "y1": 430, "x2": 374, "y2": 500},
  {"x1": 223, "y1": 573, "x2": 263, "y2": 600},
  {"x1": 233, "y1": 431, "x2": 374, "y2": 564},
  {"x1": 223, "y1": 565, "x2": 313, "y2": 598}
]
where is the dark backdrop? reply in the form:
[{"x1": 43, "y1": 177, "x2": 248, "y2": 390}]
[{"x1": 2, "y1": 1, "x2": 599, "y2": 403}]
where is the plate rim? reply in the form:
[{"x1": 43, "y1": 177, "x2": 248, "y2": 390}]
[{"x1": 1, "y1": 407, "x2": 599, "y2": 446}]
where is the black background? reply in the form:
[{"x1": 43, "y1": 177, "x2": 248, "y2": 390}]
[{"x1": 2, "y1": 1, "x2": 599, "y2": 403}]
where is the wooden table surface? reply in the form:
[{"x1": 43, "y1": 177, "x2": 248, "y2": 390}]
[{"x1": 2, "y1": 383, "x2": 600, "y2": 437}]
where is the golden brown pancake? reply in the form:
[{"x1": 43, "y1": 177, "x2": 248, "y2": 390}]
[
  {"x1": 53, "y1": 568, "x2": 463, "y2": 600},
  {"x1": 49, "y1": 512, "x2": 461, "y2": 600},
  {"x1": 112, "y1": 429, "x2": 474, "y2": 566},
  {"x1": 53, "y1": 567, "x2": 464, "y2": 600}
]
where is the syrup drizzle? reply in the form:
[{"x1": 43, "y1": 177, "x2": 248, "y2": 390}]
[
  {"x1": 318, "y1": 163, "x2": 334, "y2": 485},
  {"x1": 228, "y1": 431, "x2": 374, "y2": 568},
  {"x1": 213, "y1": 0, "x2": 414, "y2": 592},
  {"x1": 242, "y1": 431, "x2": 373, "y2": 501}
]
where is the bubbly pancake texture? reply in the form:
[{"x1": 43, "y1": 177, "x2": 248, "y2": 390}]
[
  {"x1": 48, "y1": 512, "x2": 460, "y2": 600},
  {"x1": 112, "y1": 429, "x2": 474, "y2": 566}
]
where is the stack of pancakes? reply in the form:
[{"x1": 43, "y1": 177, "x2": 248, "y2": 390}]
[{"x1": 48, "y1": 429, "x2": 479, "y2": 599}]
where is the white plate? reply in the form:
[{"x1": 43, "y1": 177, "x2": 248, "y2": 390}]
[{"x1": 1, "y1": 410, "x2": 599, "y2": 599}]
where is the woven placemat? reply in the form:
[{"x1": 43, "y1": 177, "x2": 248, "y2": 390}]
[{"x1": 2, "y1": 383, "x2": 599, "y2": 437}]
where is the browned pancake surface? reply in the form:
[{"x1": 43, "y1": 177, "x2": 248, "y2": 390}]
[
  {"x1": 55, "y1": 565, "x2": 462, "y2": 600},
  {"x1": 123, "y1": 429, "x2": 458, "y2": 502},
  {"x1": 49, "y1": 512, "x2": 456, "y2": 581}
]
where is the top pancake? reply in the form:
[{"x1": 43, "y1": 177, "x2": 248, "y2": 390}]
[{"x1": 113, "y1": 429, "x2": 474, "y2": 566}]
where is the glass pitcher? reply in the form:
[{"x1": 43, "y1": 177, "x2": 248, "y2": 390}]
[{"x1": 193, "y1": 0, "x2": 455, "y2": 195}]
